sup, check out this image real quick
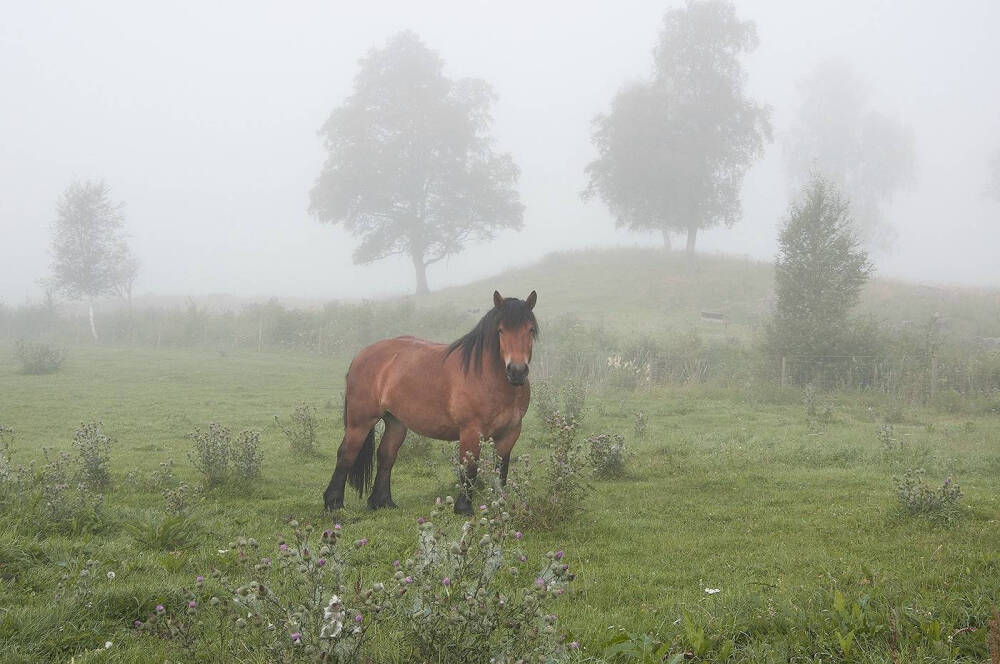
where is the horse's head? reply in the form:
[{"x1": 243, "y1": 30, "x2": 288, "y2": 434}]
[{"x1": 493, "y1": 290, "x2": 537, "y2": 386}]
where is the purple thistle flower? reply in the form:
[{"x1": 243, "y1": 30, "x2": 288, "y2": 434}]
[
  {"x1": 393, "y1": 559, "x2": 400, "y2": 568},
  {"x1": 133, "y1": 620, "x2": 142, "y2": 628},
  {"x1": 479, "y1": 504, "x2": 487, "y2": 511},
  {"x1": 334, "y1": 523, "x2": 341, "y2": 530},
  {"x1": 535, "y1": 578, "x2": 545, "y2": 588},
  {"x1": 442, "y1": 577, "x2": 451, "y2": 586},
  {"x1": 196, "y1": 575, "x2": 204, "y2": 584},
  {"x1": 155, "y1": 604, "x2": 165, "y2": 614},
  {"x1": 290, "y1": 632, "x2": 301, "y2": 642},
  {"x1": 554, "y1": 550, "x2": 564, "y2": 560},
  {"x1": 279, "y1": 543, "x2": 288, "y2": 552},
  {"x1": 405, "y1": 576, "x2": 413, "y2": 584},
  {"x1": 354, "y1": 613, "x2": 363, "y2": 622},
  {"x1": 188, "y1": 600, "x2": 196, "y2": 608},
  {"x1": 570, "y1": 640, "x2": 579, "y2": 649},
  {"x1": 316, "y1": 558, "x2": 326, "y2": 568},
  {"x1": 417, "y1": 517, "x2": 426, "y2": 525},
  {"x1": 519, "y1": 555, "x2": 526, "y2": 562},
  {"x1": 514, "y1": 531, "x2": 523, "y2": 540}
]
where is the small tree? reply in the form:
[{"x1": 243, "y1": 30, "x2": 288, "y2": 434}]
[
  {"x1": 50, "y1": 180, "x2": 136, "y2": 339},
  {"x1": 584, "y1": 0, "x2": 771, "y2": 254},
  {"x1": 309, "y1": 31, "x2": 524, "y2": 294},
  {"x1": 765, "y1": 175, "x2": 875, "y2": 379}
]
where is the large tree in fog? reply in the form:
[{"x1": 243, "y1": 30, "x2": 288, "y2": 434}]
[
  {"x1": 309, "y1": 31, "x2": 524, "y2": 295},
  {"x1": 50, "y1": 180, "x2": 137, "y2": 340},
  {"x1": 784, "y1": 61, "x2": 915, "y2": 248},
  {"x1": 583, "y1": 0, "x2": 771, "y2": 255}
]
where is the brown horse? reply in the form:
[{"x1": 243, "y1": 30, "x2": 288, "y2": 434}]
[{"x1": 323, "y1": 290, "x2": 538, "y2": 515}]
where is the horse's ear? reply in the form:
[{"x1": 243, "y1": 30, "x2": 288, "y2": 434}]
[
  {"x1": 525, "y1": 291, "x2": 537, "y2": 310},
  {"x1": 493, "y1": 291, "x2": 504, "y2": 309}
]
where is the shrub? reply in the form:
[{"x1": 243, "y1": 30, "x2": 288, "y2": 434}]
[
  {"x1": 393, "y1": 495, "x2": 574, "y2": 663},
  {"x1": 893, "y1": 468, "x2": 963, "y2": 523},
  {"x1": 633, "y1": 411, "x2": 648, "y2": 439},
  {"x1": 231, "y1": 429, "x2": 263, "y2": 482},
  {"x1": 587, "y1": 433, "x2": 630, "y2": 479},
  {"x1": 37, "y1": 448, "x2": 105, "y2": 529},
  {"x1": 187, "y1": 423, "x2": 231, "y2": 487},
  {"x1": 72, "y1": 421, "x2": 113, "y2": 489},
  {"x1": 13, "y1": 339, "x2": 66, "y2": 374},
  {"x1": 275, "y1": 403, "x2": 317, "y2": 455}
]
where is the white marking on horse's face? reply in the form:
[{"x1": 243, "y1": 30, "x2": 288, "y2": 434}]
[{"x1": 504, "y1": 354, "x2": 511, "y2": 368}]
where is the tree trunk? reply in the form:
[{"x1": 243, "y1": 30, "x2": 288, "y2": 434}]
[
  {"x1": 88, "y1": 300, "x2": 99, "y2": 341},
  {"x1": 412, "y1": 252, "x2": 429, "y2": 295},
  {"x1": 661, "y1": 229, "x2": 672, "y2": 250},
  {"x1": 685, "y1": 225, "x2": 698, "y2": 256}
]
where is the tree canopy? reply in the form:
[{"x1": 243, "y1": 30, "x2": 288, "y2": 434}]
[
  {"x1": 784, "y1": 61, "x2": 915, "y2": 248},
  {"x1": 766, "y1": 175, "x2": 875, "y2": 368},
  {"x1": 50, "y1": 180, "x2": 136, "y2": 339},
  {"x1": 309, "y1": 31, "x2": 523, "y2": 294},
  {"x1": 584, "y1": 0, "x2": 771, "y2": 254}
]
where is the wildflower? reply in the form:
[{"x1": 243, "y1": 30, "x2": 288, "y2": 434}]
[
  {"x1": 354, "y1": 613, "x2": 363, "y2": 622},
  {"x1": 442, "y1": 577, "x2": 451, "y2": 586},
  {"x1": 133, "y1": 620, "x2": 142, "y2": 628},
  {"x1": 155, "y1": 605, "x2": 165, "y2": 614},
  {"x1": 188, "y1": 601, "x2": 197, "y2": 608},
  {"x1": 405, "y1": 576, "x2": 413, "y2": 584},
  {"x1": 393, "y1": 559, "x2": 400, "y2": 568},
  {"x1": 104, "y1": 641, "x2": 112, "y2": 649},
  {"x1": 479, "y1": 504, "x2": 487, "y2": 511},
  {"x1": 354, "y1": 538, "x2": 367, "y2": 548},
  {"x1": 316, "y1": 558, "x2": 327, "y2": 568},
  {"x1": 417, "y1": 517, "x2": 426, "y2": 525},
  {"x1": 515, "y1": 531, "x2": 523, "y2": 540},
  {"x1": 535, "y1": 578, "x2": 545, "y2": 588},
  {"x1": 290, "y1": 631, "x2": 301, "y2": 643},
  {"x1": 279, "y1": 543, "x2": 288, "y2": 552},
  {"x1": 554, "y1": 550, "x2": 564, "y2": 560},
  {"x1": 570, "y1": 641, "x2": 579, "y2": 650},
  {"x1": 196, "y1": 575, "x2": 204, "y2": 584},
  {"x1": 334, "y1": 523, "x2": 341, "y2": 530},
  {"x1": 705, "y1": 587, "x2": 721, "y2": 595}
]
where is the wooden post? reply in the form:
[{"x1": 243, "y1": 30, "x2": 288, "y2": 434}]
[
  {"x1": 930, "y1": 354, "x2": 937, "y2": 399},
  {"x1": 780, "y1": 356, "x2": 788, "y2": 388}
]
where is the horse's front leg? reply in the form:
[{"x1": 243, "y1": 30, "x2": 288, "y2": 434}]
[
  {"x1": 494, "y1": 422, "x2": 522, "y2": 488},
  {"x1": 454, "y1": 429, "x2": 482, "y2": 516}
]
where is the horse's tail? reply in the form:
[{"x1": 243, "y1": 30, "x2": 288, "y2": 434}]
[{"x1": 347, "y1": 426, "x2": 376, "y2": 498}]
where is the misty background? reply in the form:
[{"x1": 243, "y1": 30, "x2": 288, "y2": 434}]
[{"x1": 2, "y1": 0, "x2": 999, "y2": 304}]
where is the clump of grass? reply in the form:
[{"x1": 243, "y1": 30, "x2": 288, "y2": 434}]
[{"x1": 13, "y1": 339, "x2": 66, "y2": 374}]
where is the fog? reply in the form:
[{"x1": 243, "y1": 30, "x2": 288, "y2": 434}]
[{"x1": 2, "y1": 0, "x2": 999, "y2": 304}]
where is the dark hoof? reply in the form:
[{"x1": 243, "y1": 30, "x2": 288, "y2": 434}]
[
  {"x1": 367, "y1": 495, "x2": 398, "y2": 510},
  {"x1": 454, "y1": 497, "x2": 474, "y2": 516},
  {"x1": 324, "y1": 496, "x2": 343, "y2": 511}
]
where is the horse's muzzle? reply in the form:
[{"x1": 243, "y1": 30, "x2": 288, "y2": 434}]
[{"x1": 506, "y1": 363, "x2": 529, "y2": 385}]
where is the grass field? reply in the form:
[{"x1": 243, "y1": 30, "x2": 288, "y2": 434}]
[{"x1": 2, "y1": 339, "x2": 999, "y2": 662}]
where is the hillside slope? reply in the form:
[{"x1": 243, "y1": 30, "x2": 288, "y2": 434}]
[{"x1": 416, "y1": 248, "x2": 1000, "y2": 342}]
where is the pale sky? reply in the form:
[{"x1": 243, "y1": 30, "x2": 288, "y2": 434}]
[{"x1": 2, "y1": 0, "x2": 998, "y2": 303}]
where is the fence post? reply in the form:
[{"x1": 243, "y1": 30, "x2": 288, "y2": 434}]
[
  {"x1": 930, "y1": 354, "x2": 937, "y2": 399},
  {"x1": 780, "y1": 356, "x2": 788, "y2": 388}
]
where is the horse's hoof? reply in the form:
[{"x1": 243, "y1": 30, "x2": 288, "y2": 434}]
[
  {"x1": 324, "y1": 498, "x2": 343, "y2": 511},
  {"x1": 367, "y1": 496, "x2": 398, "y2": 510}
]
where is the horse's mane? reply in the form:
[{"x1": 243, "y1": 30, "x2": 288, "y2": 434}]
[{"x1": 446, "y1": 298, "x2": 538, "y2": 374}]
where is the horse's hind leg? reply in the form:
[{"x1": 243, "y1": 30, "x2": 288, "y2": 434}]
[
  {"x1": 368, "y1": 414, "x2": 407, "y2": 510},
  {"x1": 324, "y1": 409, "x2": 381, "y2": 511}
]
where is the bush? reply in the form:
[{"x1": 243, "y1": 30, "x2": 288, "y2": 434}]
[
  {"x1": 187, "y1": 423, "x2": 231, "y2": 487},
  {"x1": 72, "y1": 421, "x2": 113, "y2": 489},
  {"x1": 275, "y1": 403, "x2": 317, "y2": 455},
  {"x1": 37, "y1": 448, "x2": 105, "y2": 530},
  {"x1": 13, "y1": 339, "x2": 66, "y2": 374},
  {"x1": 893, "y1": 468, "x2": 963, "y2": 523},
  {"x1": 187, "y1": 423, "x2": 264, "y2": 487},
  {"x1": 587, "y1": 433, "x2": 630, "y2": 479},
  {"x1": 232, "y1": 429, "x2": 263, "y2": 482}
]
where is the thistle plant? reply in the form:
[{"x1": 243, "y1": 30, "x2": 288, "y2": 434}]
[
  {"x1": 275, "y1": 403, "x2": 318, "y2": 455},
  {"x1": 72, "y1": 421, "x2": 113, "y2": 489},
  {"x1": 893, "y1": 468, "x2": 963, "y2": 523},
  {"x1": 587, "y1": 432, "x2": 631, "y2": 479},
  {"x1": 392, "y1": 494, "x2": 574, "y2": 663}
]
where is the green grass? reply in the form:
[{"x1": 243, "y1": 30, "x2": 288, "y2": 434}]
[{"x1": 1, "y1": 338, "x2": 999, "y2": 662}]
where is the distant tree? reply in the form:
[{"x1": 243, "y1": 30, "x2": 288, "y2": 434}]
[
  {"x1": 584, "y1": 0, "x2": 771, "y2": 255},
  {"x1": 309, "y1": 31, "x2": 524, "y2": 294},
  {"x1": 765, "y1": 175, "x2": 875, "y2": 371},
  {"x1": 50, "y1": 180, "x2": 135, "y2": 340},
  {"x1": 784, "y1": 61, "x2": 915, "y2": 248}
]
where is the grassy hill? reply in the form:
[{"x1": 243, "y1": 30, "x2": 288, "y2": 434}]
[{"x1": 416, "y1": 248, "x2": 1000, "y2": 343}]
